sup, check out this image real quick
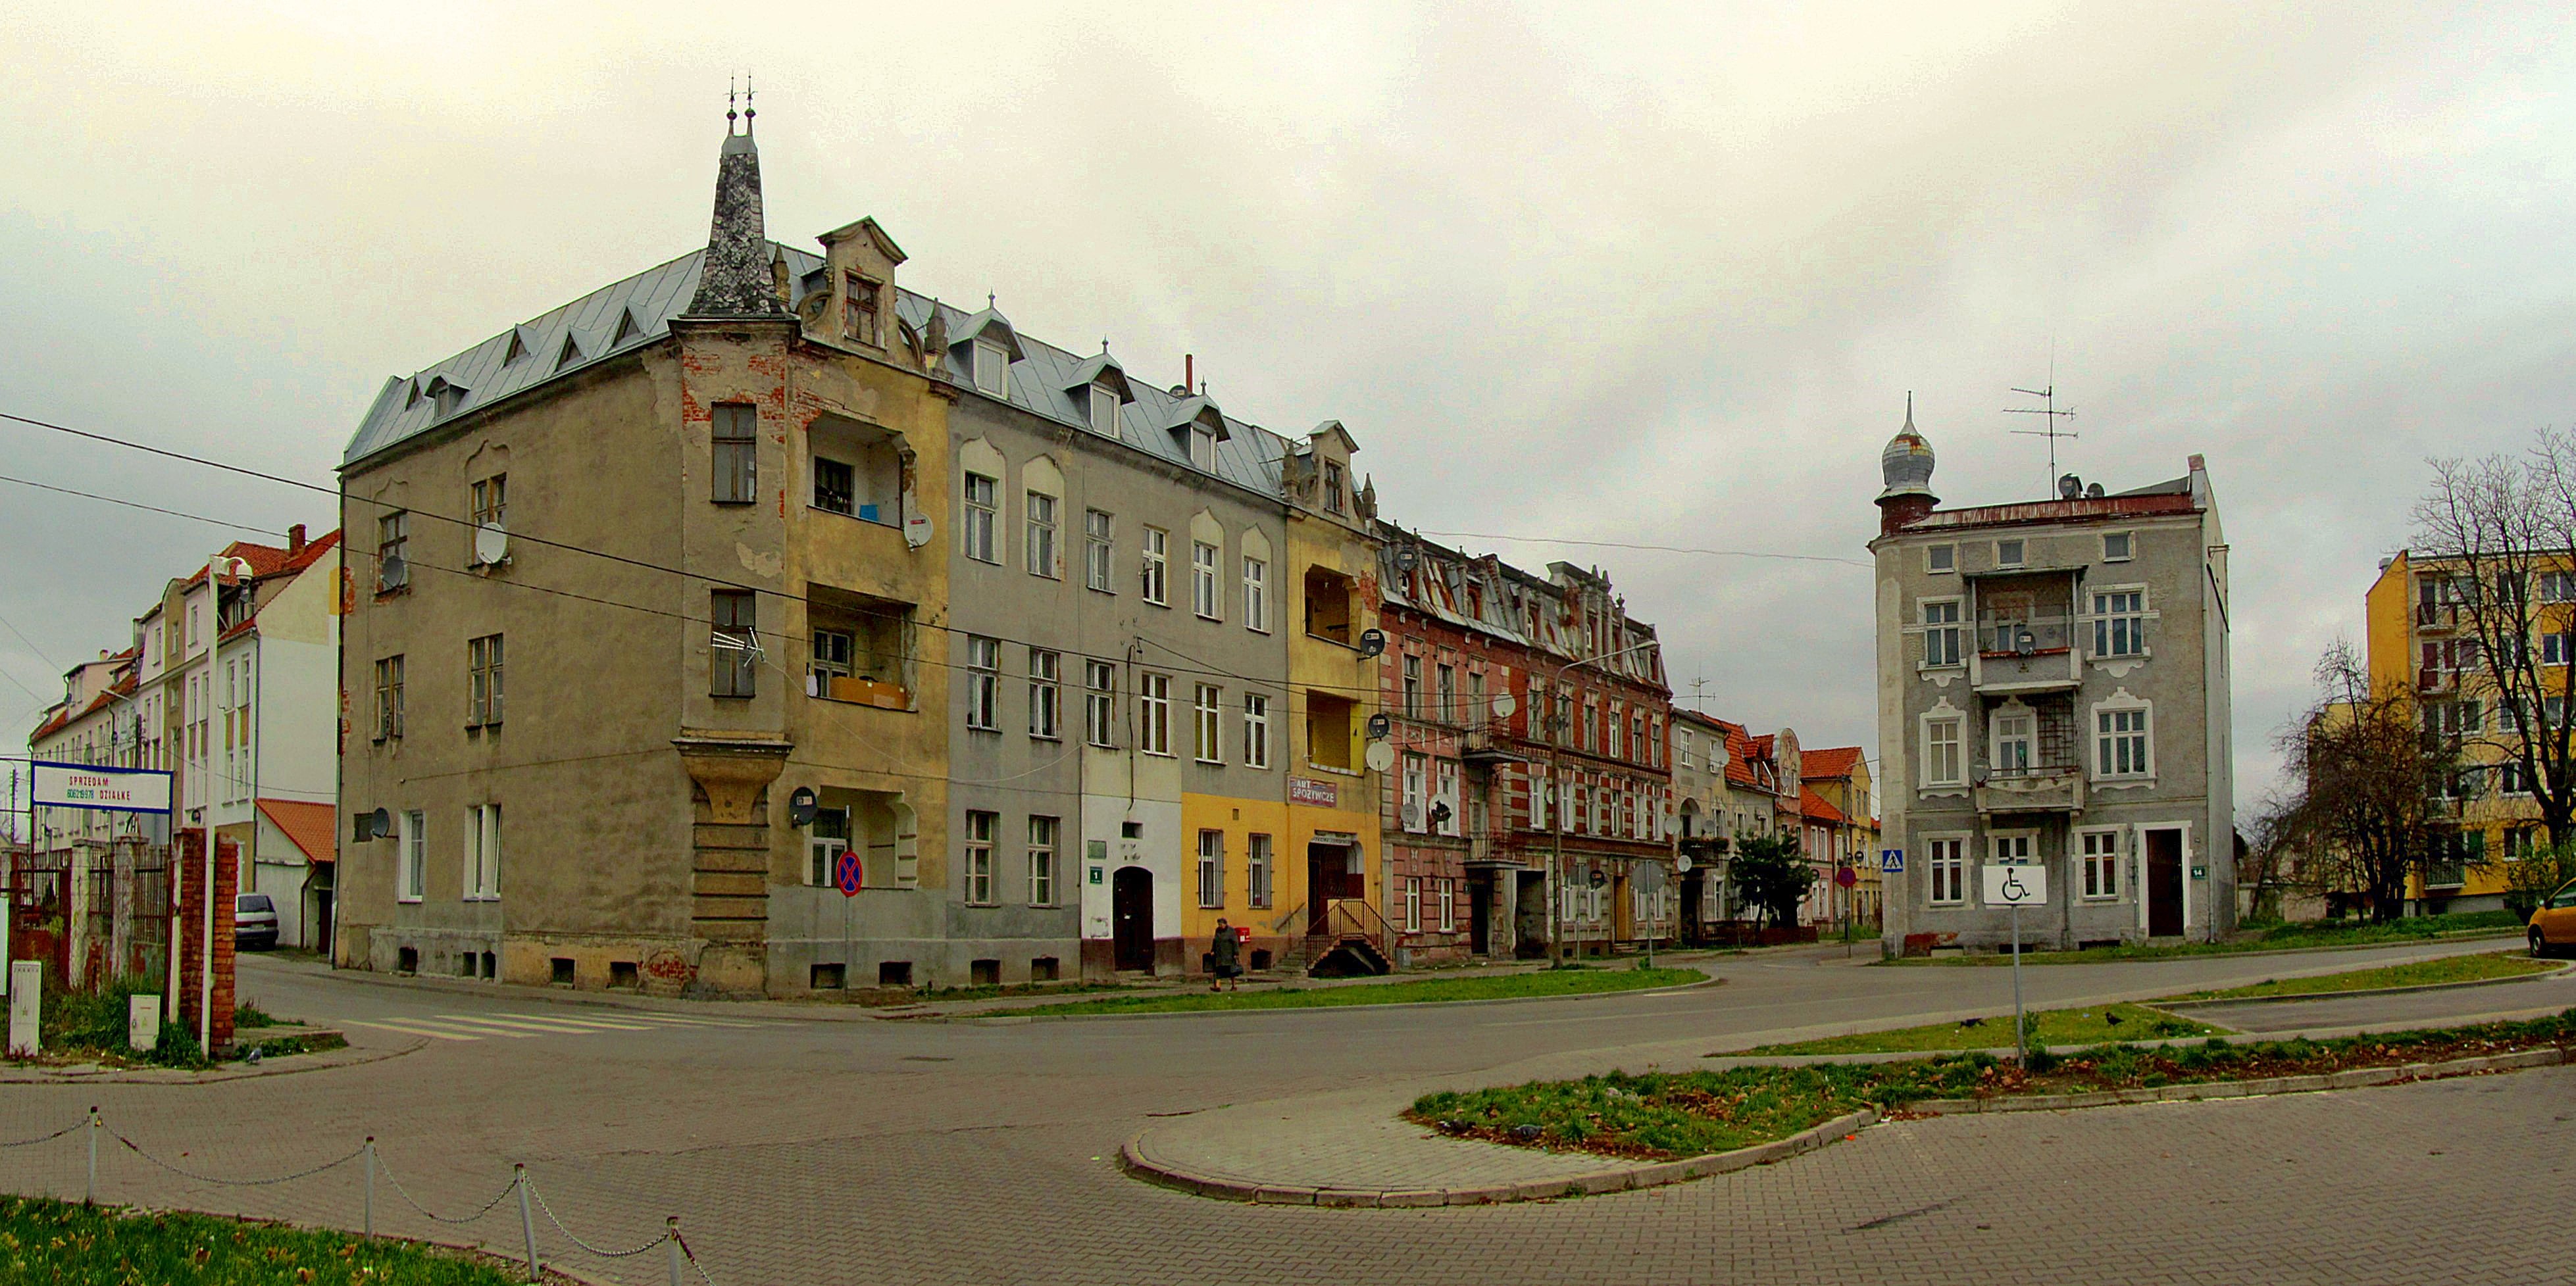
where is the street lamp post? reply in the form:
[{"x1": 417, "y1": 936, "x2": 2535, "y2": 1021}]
[{"x1": 1546, "y1": 639, "x2": 1663, "y2": 964}]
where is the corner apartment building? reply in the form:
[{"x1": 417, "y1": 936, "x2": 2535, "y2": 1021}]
[
  {"x1": 1872, "y1": 409, "x2": 2235, "y2": 953},
  {"x1": 1375, "y1": 531, "x2": 1672, "y2": 963},
  {"x1": 336, "y1": 113, "x2": 1382, "y2": 996}
]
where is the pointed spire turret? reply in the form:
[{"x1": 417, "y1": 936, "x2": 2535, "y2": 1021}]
[
  {"x1": 1877, "y1": 392, "x2": 1938, "y2": 534},
  {"x1": 686, "y1": 83, "x2": 785, "y2": 318}
]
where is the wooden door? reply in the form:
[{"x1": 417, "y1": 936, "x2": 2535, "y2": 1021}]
[
  {"x1": 1111, "y1": 867, "x2": 1154, "y2": 972},
  {"x1": 2146, "y1": 829, "x2": 2185, "y2": 937}
]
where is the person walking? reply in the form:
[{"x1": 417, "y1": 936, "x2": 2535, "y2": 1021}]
[{"x1": 1210, "y1": 918, "x2": 1241, "y2": 991}]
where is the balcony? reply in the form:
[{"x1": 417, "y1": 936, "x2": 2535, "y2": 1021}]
[
  {"x1": 1466, "y1": 829, "x2": 1522, "y2": 867},
  {"x1": 2418, "y1": 668, "x2": 2458, "y2": 694},
  {"x1": 2415, "y1": 602, "x2": 2460, "y2": 632},
  {"x1": 1971, "y1": 616, "x2": 2081, "y2": 693},
  {"x1": 1973, "y1": 765, "x2": 2085, "y2": 815},
  {"x1": 1460, "y1": 720, "x2": 1528, "y2": 766}
]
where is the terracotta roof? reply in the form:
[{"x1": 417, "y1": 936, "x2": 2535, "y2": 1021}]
[
  {"x1": 1800, "y1": 747, "x2": 1863, "y2": 781},
  {"x1": 1799, "y1": 786, "x2": 1847, "y2": 825},
  {"x1": 257, "y1": 799, "x2": 337, "y2": 865}
]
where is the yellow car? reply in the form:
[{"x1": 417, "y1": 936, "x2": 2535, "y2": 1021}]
[{"x1": 2532, "y1": 878, "x2": 2576, "y2": 958}]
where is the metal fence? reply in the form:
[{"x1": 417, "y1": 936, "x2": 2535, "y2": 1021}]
[{"x1": 0, "y1": 1106, "x2": 719, "y2": 1285}]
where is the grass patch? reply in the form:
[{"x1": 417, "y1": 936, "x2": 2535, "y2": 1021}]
[
  {"x1": 0, "y1": 981, "x2": 313, "y2": 1068},
  {"x1": 1740, "y1": 1003, "x2": 2213, "y2": 1056},
  {"x1": 232, "y1": 1001, "x2": 281, "y2": 1029},
  {"x1": 1414, "y1": 1010, "x2": 2576, "y2": 1160},
  {"x1": 1886, "y1": 910, "x2": 2523, "y2": 966},
  {"x1": 0, "y1": 1193, "x2": 529, "y2": 1284},
  {"x1": 2163, "y1": 950, "x2": 2560, "y2": 1001},
  {"x1": 986, "y1": 966, "x2": 1705, "y2": 1016}
]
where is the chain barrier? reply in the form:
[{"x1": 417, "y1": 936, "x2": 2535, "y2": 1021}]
[{"x1": 0, "y1": 1108, "x2": 721, "y2": 1284}]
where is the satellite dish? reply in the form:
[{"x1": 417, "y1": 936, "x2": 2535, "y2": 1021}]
[
  {"x1": 1400, "y1": 801, "x2": 1423, "y2": 831},
  {"x1": 472, "y1": 522, "x2": 509, "y2": 566},
  {"x1": 788, "y1": 786, "x2": 819, "y2": 828},
  {"x1": 376, "y1": 553, "x2": 408, "y2": 592},
  {"x1": 1364, "y1": 742, "x2": 1396, "y2": 772},
  {"x1": 1394, "y1": 545, "x2": 1419, "y2": 574},
  {"x1": 1365, "y1": 711, "x2": 1392, "y2": 740},
  {"x1": 366, "y1": 807, "x2": 390, "y2": 840},
  {"x1": 905, "y1": 513, "x2": 932, "y2": 549},
  {"x1": 1492, "y1": 692, "x2": 1517, "y2": 720},
  {"x1": 1357, "y1": 628, "x2": 1386, "y2": 658},
  {"x1": 1675, "y1": 852, "x2": 1694, "y2": 874}
]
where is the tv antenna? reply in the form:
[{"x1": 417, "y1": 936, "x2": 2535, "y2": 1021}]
[{"x1": 2004, "y1": 382, "x2": 2077, "y2": 490}]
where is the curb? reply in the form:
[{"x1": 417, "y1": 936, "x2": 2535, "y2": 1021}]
[
  {"x1": 963, "y1": 974, "x2": 1719, "y2": 1025},
  {"x1": 1879, "y1": 930, "x2": 2523, "y2": 969},
  {"x1": 1118, "y1": 1106, "x2": 1879, "y2": 1207},
  {"x1": 1902, "y1": 1045, "x2": 2571, "y2": 1115},
  {"x1": 0, "y1": 1032, "x2": 413, "y2": 1086},
  {"x1": 2150, "y1": 960, "x2": 2573, "y2": 1010}
]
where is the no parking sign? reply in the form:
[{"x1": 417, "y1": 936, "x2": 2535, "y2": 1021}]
[{"x1": 835, "y1": 849, "x2": 865, "y2": 897}]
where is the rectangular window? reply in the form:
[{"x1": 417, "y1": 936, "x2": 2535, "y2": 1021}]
[
  {"x1": 2548, "y1": 633, "x2": 2574, "y2": 667},
  {"x1": 1084, "y1": 510, "x2": 1114, "y2": 592},
  {"x1": 1922, "y1": 599, "x2": 1962, "y2": 667},
  {"x1": 711, "y1": 591, "x2": 757, "y2": 697},
  {"x1": 1140, "y1": 672, "x2": 1172, "y2": 755},
  {"x1": 400, "y1": 810, "x2": 426, "y2": 903},
  {"x1": 814, "y1": 458, "x2": 855, "y2": 516},
  {"x1": 964, "y1": 811, "x2": 996, "y2": 905},
  {"x1": 1198, "y1": 829, "x2": 1225, "y2": 908},
  {"x1": 2096, "y1": 706, "x2": 2150, "y2": 778},
  {"x1": 1436, "y1": 760, "x2": 1461, "y2": 835},
  {"x1": 2545, "y1": 570, "x2": 2576, "y2": 603},
  {"x1": 1402, "y1": 655, "x2": 1421, "y2": 718},
  {"x1": 965, "y1": 636, "x2": 1000, "y2": 731},
  {"x1": 2081, "y1": 829, "x2": 2120, "y2": 900},
  {"x1": 1438, "y1": 878, "x2": 1454, "y2": 932},
  {"x1": 1927, "y1": 543, "x2": 1956, "y2": 574},
  {"x1": 1028, "y1": 815, "x2": 1058, "y2": 906},
  {"x1": 1404, "y1": 877, "x2": 1421, "y2": 933},
  {"x1": 1089, "y1": 383, "x2": 1120, "y2": 434},
  {"x1": 1192, "y1": 541, "x2": 1220, "y2": 618},
  {"x1": 1438, "y1": 664, "x2": 1457, "y2": 723},
  {"x1": 962, "y1": 473, "x2": 998, "y2": 563},
  {"x1": 1991, "y1": 832, "x2": 2035, "y2": 864},
  {"x1": 465, "y1": 804, "x2": 502, "y2": 901},
  {"x1": 1996, "y1": 539, "x2": 2025, "y2": 568},
  {"x1": 1194, "y1": 683, "x2": 1223, "y2": 763},
  {"x1": 1140, "y1": 528, "x2": 1169, "y2": 605},
  {"x1": 808, "y1": 807, "x2": 849, "y2": 886},
  {"x1": 810, "y1": 628, "x2": 853, "y2": 689},
  {"x1": 1190, "y1": 426, "x2": 1218, "y2": 470},
  {"x1": 374, "y1": 655, "x2": 405, "y2": 739},
  {"x1": 1085, "y1": 660, "x2": 1118, "y2": 748},
  {"x1": 1992, "y1": 709, "x2": 2034, "y2": 775},
  {"x1": 1248, "y1": 833, "x2": 1273, "y2": 908},
  {"x1": 1923, "y1": 716, "x2": 1963, "y2": 787},
  {"x1": 2092, "y1": 590, "x2": 2146, "y2": 658},
  {"x1": 845, "y1": 273, "x2": 880, "y2": 345},
  {"x1": 1028, "y1": 649, "x2": 1062, "y2": 739},
  {"x1": 1025, "y1": 492, "x2": 1058, "y2": 577},
  {"x1": 1323, "y1": 460, "x2": 1345, "y2": 514},
  {"x1": 1926, "y1": 835, "x2": 1968, "y2": 901},
  {"x1": 467, "y1": 633, "x2": 505, "y2": 728},
  {"x1": 712, "y1": 403, "x2": 757, "y2": 503},
  {"x1": 1243, "y1": 693, "x2": 1270, "y2": 768},
  {"x1": 470, "y1": 474, "x2": 507, "y2": 529},
  {"x1": 972, "y1": 343, "x2": 1009, "y2": 395},
  {"x1": 376, "y1": 510, "x2": 409, "y2": 591},
  {"x1": 1402, "y1": 754, "x2": 1427, "y2": 831},
  {"x1": 1243, "y1": 557, "x2": 1268, "y2": 632}
]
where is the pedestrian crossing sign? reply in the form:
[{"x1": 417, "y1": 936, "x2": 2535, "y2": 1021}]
[{"x1": 1879, "y1": 848, "x2": 1903, "y2": 873}]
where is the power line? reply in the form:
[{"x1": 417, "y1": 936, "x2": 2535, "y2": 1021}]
[{"x1": 0, "y1": 474, "x2": 286, "y2": 539}]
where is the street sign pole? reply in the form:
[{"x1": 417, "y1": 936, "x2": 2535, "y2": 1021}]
[{"x1": 2011, "y1": 899, "x2": 2025, "y2": 1063}]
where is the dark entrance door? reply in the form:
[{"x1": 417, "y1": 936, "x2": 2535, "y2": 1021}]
[
  {"x1": 1680, "y1": 870, "x2": 1705, "y2": 945},
  {"x1": 1467, "y1": 875, "x2": 1493, "y2": 955},
  {"x1": 2146, "y1": 829, "x2": 2185, "y2": 937},
  {"x1": 1513, "y1": 870, "x2": 1548, "y2": 958},
  {"x1": 1307, "y1": 841, "x2": 1355, "y2": 933},
  {"x1": 1111, "y1": 867, "x2": 1154, "y2": 971}
]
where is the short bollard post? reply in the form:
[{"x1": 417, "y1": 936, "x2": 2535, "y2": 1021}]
[
  {"x1": 85, "y1": 1107, "x2": 99, "y2": 1206},
  {"x1": 363, "y1": 1137, "x2": 376, "y2": 1239},
  {"x1": 514, "y1": 1164, "x2": 540, "y2": 1281},
  {"x1": 666, "y1": 1216, "x2": 684, "y2": 1286}
]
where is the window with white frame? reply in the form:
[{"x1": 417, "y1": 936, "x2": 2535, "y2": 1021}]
[
  {"x1": 1190, "y1": 425, "x2": 1218, "y2": 471},
  {"x1": 1025, "y1": 491, "x2": 1058, "y2": 578},
  {"x1": 1089, "y1": 381, "x2": 1120, "y2": 434},
  {"x1": 1243, "y1": 557, "x2": 1268, "y2": 631},
  {"x1": 808, "y1": 806, "x2": 849, "y2": 885},
  {"x1": 1679, "y1": 730, "x2": 1695, "y2": 768},
  {"x1": 1991, "y1": 708, "x2": 2034, "y2": 776},
  {"x1": 972, "y1": 343, "x2": 1009, "y2": 395},
  {"x1": 1242, "y1": 693, "x2": 1270, "y2": 768},
  {"x1": 1084, "y1": 660, "x2": 1117, "y2": 748},
  {"x1": 1403, "y1": 877, "x2": 1421, "y2": 933},
  {"x1": 1028, "y1": 649, "x2": 1061, "y2": 739},
  {"x1": 1139, "y1": 672, "x2": 1171, "y2": 755},
  {"x1": 1990, "y1": 831, "x2": 2035, "y2": 864},
  {"x1": 1922, "y1": 599, "x2": 1962, "y2": 667},
  {"x1": 965, "y1": 637, "x2": 999, "y2": 731},
  {"x1": 1140, "y1": 528, "x2": 1168, "y2": 605},
  {"x1": 465, "y1": 804, "x2": 501, "y2": 901},
  {"x1": 1927, "y1": 543, "x2": 1956, "y2": 574},
  {"x1": 1435, "y1": 760, "x2": 1461, "y2": 835},
  {"x1": 1028, "y1": 815, "x2": 1058, "y2": 906},
  {"x1": 2546, "y1": 570, "x2": 2576, "y2": 603},
  {"x1": 2102, "y1": 532, "x2": 2134, "y2": 562},
  {"x1": 2501, "y1": 761, "x2": 2535, "y2": 796},
  {"x1": 1996, "y1": 539, "x2": 2025, "y2": 568},
  {"x1": 2092, "y1": 589, "x2": 2146, "y2": 657},
  {"x1": 962, "y1": 472, "x2": 998, "y2": 563},
  {"x1": 1248, "y1": 833, "x2": 1273, "y2": 908},
  {"x1": 1402, "y1": 754, "x2": 1427, "y2": 830},
  {"x1": 1084, "y1": 509, "x2": 1114, "y2": 591},
  {"x1": 963, "y1": 810, "x2": 996, "y2": 904},
  {"x1": 400, "y1": 810, "x2": 426, "y2": 903},
  {"x1": 1193, "y1": 683, "x2": 1223, "y2": 763},
  {"x1": 467, "y1": 633, "x2": 505, "y2": 728},
  {"x1": 1439, "y1": 878, "x2": 1455, "y2": 931},
  {"x1": 2548, "y1": 632, "x2": 2575, "y2": 667},
  {"x1": 2096, "y1": 703, "x2": 2151, "y2": 778},
  {"x1": 1192, "y1": 541, "x2": 1220, "y2": 618},
  {"x1": 1198, "y1": 829, "x2": 1225, "y2": 908},
  {"x1": 1923, "y1": 713, "x2": 1965, "y2": 787},
  {"x1": 2079, "y1": 829, "x2": 2120, "y2": 899}
]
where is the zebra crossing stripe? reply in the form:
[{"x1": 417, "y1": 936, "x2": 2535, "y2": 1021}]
[{"x1": 345, "y1": 1019, "x2": 490, "y2": 1042}]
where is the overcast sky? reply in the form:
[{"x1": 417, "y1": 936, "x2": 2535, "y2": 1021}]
[{"x1": 5, "y1": 2, "x2": 2573, "y2": 814}]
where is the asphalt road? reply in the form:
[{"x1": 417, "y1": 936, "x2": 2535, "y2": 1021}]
[{"x1": 1, "y1": 935, "x2": 2563, "y2": 1285}]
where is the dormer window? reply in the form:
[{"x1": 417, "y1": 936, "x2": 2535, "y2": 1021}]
[
  {"x1": 844, "y1": 273, "x2": 881, "y2": 347},
  {"x1": 1190, "y1": 426, "x2": 1217, "y2": 470},
  {"x1": 1090, "y1": 382, "x2": 1121, "y2": 434},
  {"x1": 973, "y1": 343, "x2": 1009, "y2": 395},
  {"x1": 1323, "y1": 461, "x2": 1346, "y2": 514}
]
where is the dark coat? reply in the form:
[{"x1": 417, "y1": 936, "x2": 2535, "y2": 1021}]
[{"x1": 1211, "y1": 928, "x2": 1240, "y2": 971}]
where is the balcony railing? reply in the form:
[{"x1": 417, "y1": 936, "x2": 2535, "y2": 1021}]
[
  {"x1": 1979, "y1": 615, "x2": 2075, "y2": 656},
  {"x1": 1973, "y1": 764, "x2": 2085, "y2": 814},
  {"x1": 2415, "y1": 602, "x2": 2460, "y2": 631},
  {"x1": 2418, "y1": 668, "x2": 2458, "y2": 694}
]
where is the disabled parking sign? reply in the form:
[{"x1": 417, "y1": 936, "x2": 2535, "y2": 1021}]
[{"x1": 1981, "y1": 864, "x2": 2047, "y2": 906}]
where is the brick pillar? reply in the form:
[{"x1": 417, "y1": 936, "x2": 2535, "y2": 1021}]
[{"x1": 172, "y1": 833, "x2": 238, "y2": 1050}]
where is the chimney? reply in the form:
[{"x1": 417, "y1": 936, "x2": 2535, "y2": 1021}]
[
  {"x1": 288, "y1": 524, "x2": 307, "y2": 555},
  {"x1": 1184, "y1": 354, "x2": 1194, "y2": 395}
]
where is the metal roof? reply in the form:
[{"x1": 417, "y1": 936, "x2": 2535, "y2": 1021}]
[{"x1": 345, "y1": 245, "x2": 1305, "y2": 503}]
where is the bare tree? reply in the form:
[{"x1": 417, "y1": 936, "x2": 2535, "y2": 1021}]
[
  {"x1": 2273, "y1": 643, "x2": 2463, "y2": 920},
  {"x1": 2413, "y1": 428, "x2": 2576, "y2": 844}
]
